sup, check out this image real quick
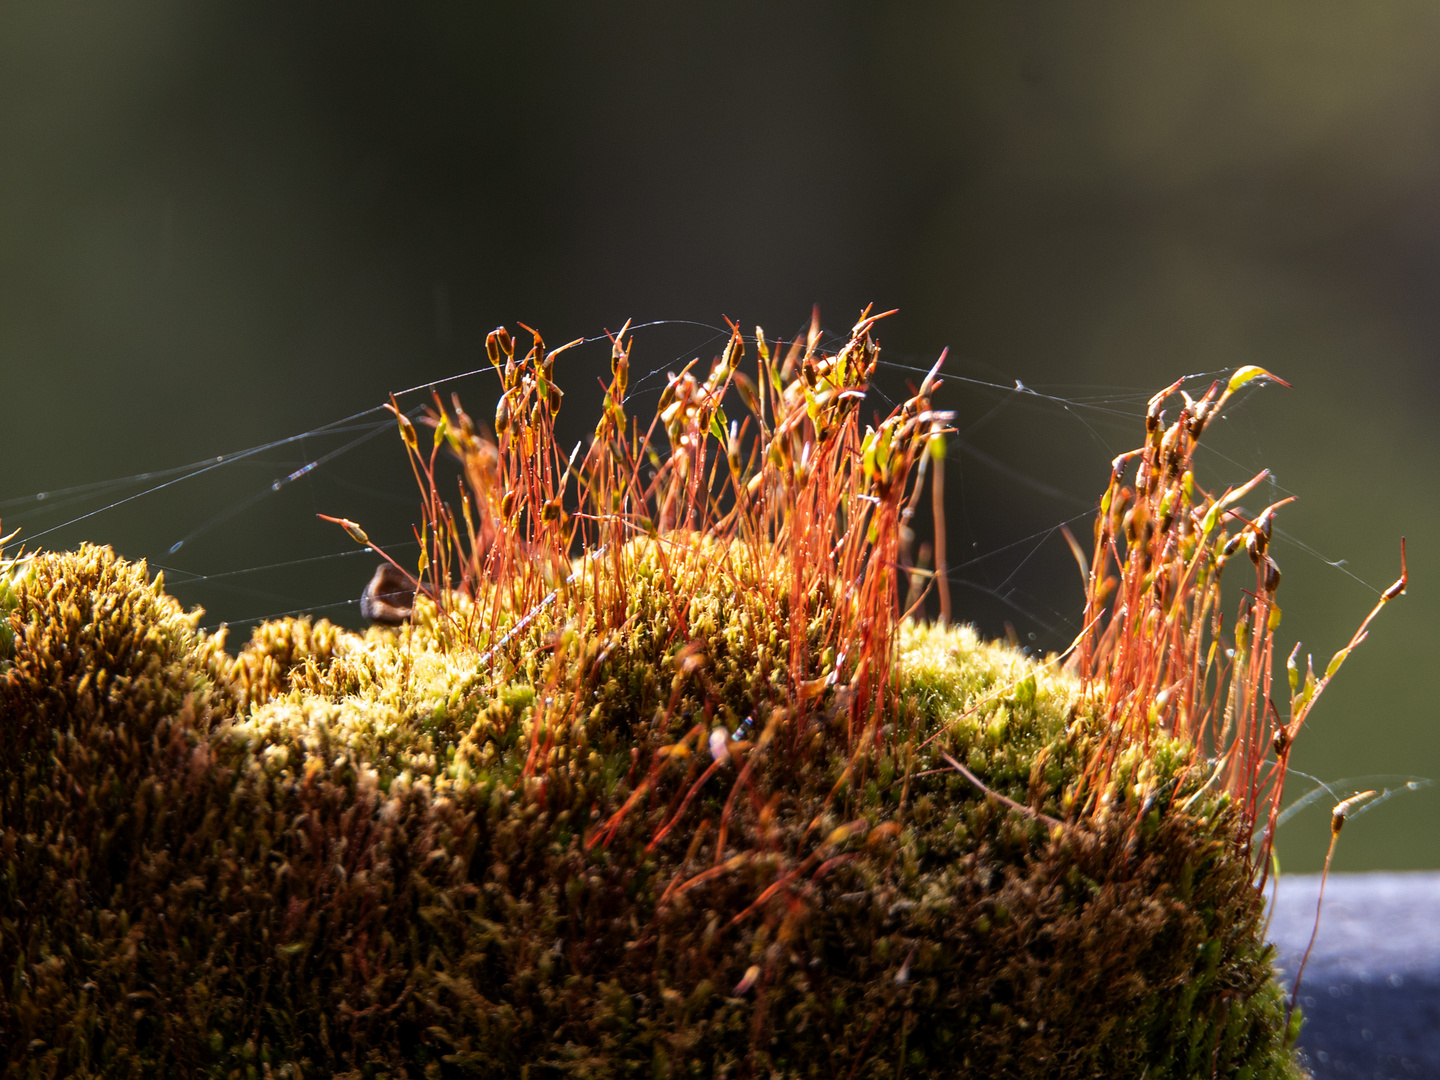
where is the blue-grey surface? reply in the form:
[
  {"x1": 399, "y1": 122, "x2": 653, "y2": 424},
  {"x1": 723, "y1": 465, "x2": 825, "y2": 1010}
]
[{"x1": 1269, "y1": 872, "x2": 1440, "y2": 1079}]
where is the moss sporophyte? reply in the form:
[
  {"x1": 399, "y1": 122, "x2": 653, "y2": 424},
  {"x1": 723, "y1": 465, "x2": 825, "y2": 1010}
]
[{"x1": 0, "y1": 311, "x2": 1405, "y2": 1078}]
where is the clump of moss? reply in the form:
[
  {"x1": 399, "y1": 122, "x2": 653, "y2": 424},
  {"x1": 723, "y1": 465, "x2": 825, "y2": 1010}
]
[
  {"x1": 0, "y1": 314, "x2": 1339, "y2": 1078},
  {"x1": 229, "y1": 615, "x2": 349, "y2": 713},
  {"x1": 0, "y1": 540, "x2": 1299, "y2": 1079}
]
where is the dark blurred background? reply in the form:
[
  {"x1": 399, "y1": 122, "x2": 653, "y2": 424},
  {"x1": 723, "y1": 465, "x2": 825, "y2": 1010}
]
[{"x1": 1, "y1": 3, "x2": 1436, "y2": 871}]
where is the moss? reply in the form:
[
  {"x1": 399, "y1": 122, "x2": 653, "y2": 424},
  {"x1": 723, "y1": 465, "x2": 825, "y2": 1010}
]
[
  {"x1": 229, "y1": 616, "x2": 349, "y2": 713},
  {"x1": 0, "y1": 543, "x2": 1304, "y2": 1078}
]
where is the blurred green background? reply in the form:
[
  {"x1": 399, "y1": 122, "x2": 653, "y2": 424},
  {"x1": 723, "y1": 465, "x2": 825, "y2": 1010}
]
[{"x1": 1, "y1": 3, "x2": 1435, "y2": 871}]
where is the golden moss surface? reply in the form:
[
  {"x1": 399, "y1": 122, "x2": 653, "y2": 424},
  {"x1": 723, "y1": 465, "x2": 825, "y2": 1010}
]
[{"x1": 0, "y1": 543, "x2": 1304, "y2": 1079}]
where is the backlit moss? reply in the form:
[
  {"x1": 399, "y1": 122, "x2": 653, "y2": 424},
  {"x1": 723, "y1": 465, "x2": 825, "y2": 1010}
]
[{"x1": 0, "y1": 542, "x2": 1304, "y2": 1079}]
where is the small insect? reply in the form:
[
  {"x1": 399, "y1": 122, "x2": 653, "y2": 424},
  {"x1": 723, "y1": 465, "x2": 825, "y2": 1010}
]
[
  {"x1": 360, "y1": 563, "x2": 416, "y2": 625},
  {"x1": 710, "y1": 715, "x2": 755, "y2": 763}
]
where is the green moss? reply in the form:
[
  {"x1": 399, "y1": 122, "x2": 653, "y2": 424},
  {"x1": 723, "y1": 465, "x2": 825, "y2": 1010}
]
[{"x1": 0, "y1": 543, "x2": 1305, "y2": 1078}]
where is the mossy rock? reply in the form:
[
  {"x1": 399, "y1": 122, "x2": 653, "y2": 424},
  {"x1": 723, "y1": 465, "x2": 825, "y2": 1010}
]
[{"x1": 0, "y1": 544, "x2": 1305, "y2": 1078}]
